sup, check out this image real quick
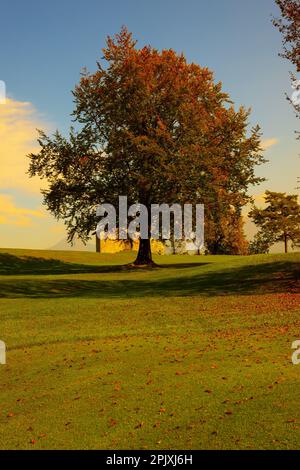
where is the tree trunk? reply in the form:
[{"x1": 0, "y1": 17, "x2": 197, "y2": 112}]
[
  {"x1": 133, "y1": 200, "x2": 156, "y2": 266},
  {"x1": 284, "y1": 234, "x2": 288, "y2": 253},
  {"x1": 96, "y1": 234, "x2": 100, "y2": 253},
  {"x1": 134, "y1": 238, "x2": 154, "y2": 266}
]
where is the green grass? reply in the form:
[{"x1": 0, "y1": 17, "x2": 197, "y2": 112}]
[{"x1": 0, "y1": 247, "x2": 299, "y2": 449}]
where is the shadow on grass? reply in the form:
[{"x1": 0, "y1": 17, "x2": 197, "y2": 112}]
[
  {"x1": 0, "y1": 253, "x2": 124, "y2": 275},
  {"x1": 0, "y1": 253, "x2": 209, "y2": 275},
  {"x1": 0, "y1": 257, "x2": 299, "y2": 298}
]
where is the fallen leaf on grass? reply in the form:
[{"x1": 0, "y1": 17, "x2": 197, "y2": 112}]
[
  {"x1": 108, "y1": 418, "x2": 117, "y2": 427},
  {"x1": 134, "y1": 422, "x2": 144, "y2": 429}
]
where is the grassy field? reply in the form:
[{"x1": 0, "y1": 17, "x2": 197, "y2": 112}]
[{"x1": 0, "y1": 247, "x2": 299, "y2": 450}]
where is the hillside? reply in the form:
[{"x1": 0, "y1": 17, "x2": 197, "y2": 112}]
[{"x1": 0, "y1": 248, "x2": 299, "y2": 449}]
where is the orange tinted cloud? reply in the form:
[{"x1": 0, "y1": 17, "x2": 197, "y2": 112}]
[
  {"x1": 0, "y1": 193, "x2": 46, "y2": 226},
  {"x1": 261, "y1": 138, "x2": 279, "y2": 150},
  {"x1": 0, "y1": 98, "x2": 51, "y2": 193}
]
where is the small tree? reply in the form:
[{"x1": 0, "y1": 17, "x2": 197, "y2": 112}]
[
  {"x1": 248, "y1": 230, "x2": 276, "y2": 254},
  {"x1": 249, "y1": 191, "x2": 300, "y2": 253}
]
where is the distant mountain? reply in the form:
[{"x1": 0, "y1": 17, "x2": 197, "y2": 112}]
[{"x1": 49, "y1": 237, "x2": 95, "y2": 252}]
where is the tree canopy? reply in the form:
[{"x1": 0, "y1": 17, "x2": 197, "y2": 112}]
[
  {"x1": 273, "y1": 0, "x2": 300, "y2": 119},
  {"x1": 273, "y1": 0, "x2": 300, "y2": 72},
  {"x1": 28, "y1": 27, "x2": 265, "y2": 264}
]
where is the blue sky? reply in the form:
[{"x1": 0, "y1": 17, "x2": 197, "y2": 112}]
[{"x1": 0, "y1": 0, "x2": 299, "y2": 248}]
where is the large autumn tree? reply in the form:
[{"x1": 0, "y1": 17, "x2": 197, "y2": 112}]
[
  {"x1": 249, "y1": 191, "x2": 300, "y2": 253},
  {"x1": 28, "y1": 27, "x2": 264, "y2": 265}
]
